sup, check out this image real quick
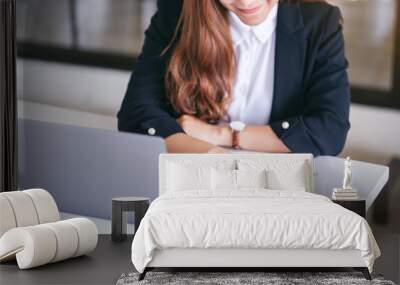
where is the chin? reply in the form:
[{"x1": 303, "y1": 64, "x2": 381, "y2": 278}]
[
  {"x1": 236, "y1": 4, "x2": 271, "y2": 26},
  {"x1": 238, "y1": 14, "x2": 266, "y2": 26}
]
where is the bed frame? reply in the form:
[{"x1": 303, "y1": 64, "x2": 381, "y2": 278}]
[
  {"x1": 139, "y1": 154, "x2": 374, "y2": 281},
  {"x1": 140, "y1": 248, "x2": 371, "y2": 280}
]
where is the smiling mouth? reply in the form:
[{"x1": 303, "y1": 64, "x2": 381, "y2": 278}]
[{"x1": 237, "y1": 5, "x2": 262, "y2": 15}]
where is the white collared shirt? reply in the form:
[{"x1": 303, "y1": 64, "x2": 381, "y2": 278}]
[{"x1": 223, "y1": 4, "x2": 278, "y2": 125}]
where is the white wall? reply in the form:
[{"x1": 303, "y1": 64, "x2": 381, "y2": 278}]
[
  {"x1": 342, "y1": 104, "x2": 400, "y2": 165},
  {"x1": 17, "y1": 59, "x2": 129, "y2": 117},
  {"x1": 17, "y1": 59, "x2": 400, "y2": 165},
  {"x1": 17, "y1": 59, "x2": 126, "y2": 129}
]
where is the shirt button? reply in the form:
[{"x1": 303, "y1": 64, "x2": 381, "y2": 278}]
[
  {"x1": 148, "y1": 128, "x2": 156, "y2": 135},
  {"x1": 282, "y1": 121, "x2": 290, "y2": 130}
]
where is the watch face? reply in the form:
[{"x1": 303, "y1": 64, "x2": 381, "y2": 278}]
[{"x1": 230, "y1": 121, "x2": 246, "y2": 132}]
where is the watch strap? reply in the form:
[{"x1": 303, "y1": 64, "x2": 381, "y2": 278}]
[{"x1": 232, "y1": 130, "x2": 240, "y2": 149}]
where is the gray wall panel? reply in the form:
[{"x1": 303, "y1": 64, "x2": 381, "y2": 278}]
[{"x1": 18, "y1": 119, "x2": 164, "y2": 219}]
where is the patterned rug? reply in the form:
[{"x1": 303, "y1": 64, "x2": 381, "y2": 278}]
[{"x1": 116, "y1": 271, "x2": 396, "y2": 285}]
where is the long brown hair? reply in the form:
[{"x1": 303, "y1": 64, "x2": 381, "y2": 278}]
[
  {"x1": 164, "y1": 0, "x2": 323, "y2": 122},
  {"x1": 164, "y1": 0, "x2": 235, "y2": 122}
]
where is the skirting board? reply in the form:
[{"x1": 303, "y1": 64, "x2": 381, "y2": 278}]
[{"x1": 60, "y1": 212, "x2": 134, "y2": 235}]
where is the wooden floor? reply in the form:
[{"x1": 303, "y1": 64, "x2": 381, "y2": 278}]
[{"x1": 0, "y1": 235, "x2": 133, "y2": 285}]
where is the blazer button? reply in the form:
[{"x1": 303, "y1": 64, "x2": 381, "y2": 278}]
[
  {"x1": 148, "y1": 128, "x2": 156, "y2": 136},
  {"x1": 282, "y1": 121, "x2": 290, "y2": 130}
]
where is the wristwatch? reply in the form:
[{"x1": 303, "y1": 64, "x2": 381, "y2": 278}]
[{"x1": 229, "y1": 121, "x2": 246, "y2": 149}]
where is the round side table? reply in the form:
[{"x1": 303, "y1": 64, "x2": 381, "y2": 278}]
[{"x1": 112, "y1": 197, "x2": 150, "y2": 242}]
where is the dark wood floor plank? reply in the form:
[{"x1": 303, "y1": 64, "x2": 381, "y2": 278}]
[{"x1": 0, "y1": 235, "x2": 133, "y2": 285}]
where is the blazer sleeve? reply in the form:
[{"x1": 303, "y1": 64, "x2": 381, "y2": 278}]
[
  {"x1": 117, "y1": 0, "x2": 185, "y2": 138},
  {"x1": 269, "y1": 7, "x2": 351, "y2": 157}
]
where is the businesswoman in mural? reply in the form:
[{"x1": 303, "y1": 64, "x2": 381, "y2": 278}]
[{"x1": 118, "y1": 0, "x2": 350, "y2": 156}]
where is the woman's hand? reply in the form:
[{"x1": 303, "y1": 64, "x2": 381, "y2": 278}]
[
  {"x1": 165, "y1": 133, "x2": 228, "y2": 153},
  {"x1": 177, "y1": 115, "x2": 232, "y2": 147}
]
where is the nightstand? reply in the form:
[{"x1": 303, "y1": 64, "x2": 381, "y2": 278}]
[
  {"x1": 112, "y1": 197, "x2": 150, "y2": 242},
  {"x1": 332, "y1": 199, "x2": 366, "y2": 218}
]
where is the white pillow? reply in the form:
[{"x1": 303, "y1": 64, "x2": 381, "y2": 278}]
[
  {"x1": 236, "y1": 169, "x2": 268, "y2": 189},
  {"x1": 237, "y1": 159, "x2": 310, "y2": 192},
  {"x1": 211, "y1": 169, "x2": 268, "y2": 190},
  {"x1": 211, "y1": 168, "x2": 236, "y2": 190},
  {"x1": 266, "y1": 163, "x2": 308, "y2": 191},
  {"x1": 167, "y1": 162, "x2": 211, "y2": 191}
]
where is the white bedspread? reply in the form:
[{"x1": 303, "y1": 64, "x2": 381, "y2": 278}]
[{"x1": 131, "y1": 190, "x2": 380, "y2": 273}]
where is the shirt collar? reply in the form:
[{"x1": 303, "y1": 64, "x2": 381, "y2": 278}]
[{"x1": 229, "y1": 3, "x2": 278, "y2": 46}]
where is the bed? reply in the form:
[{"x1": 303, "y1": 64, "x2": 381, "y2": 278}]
[{"x1": 131, "y1": 153, "x2": 381, "y2": 281}]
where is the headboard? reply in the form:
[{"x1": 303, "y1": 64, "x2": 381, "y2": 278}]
[{"x1": 159, "y1": 153, "x2": 314, "y2": 195}]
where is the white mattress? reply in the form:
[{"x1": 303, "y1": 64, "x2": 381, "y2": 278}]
[{"x1": 131, "y1": 190, "x2": 380, "y2": 273}]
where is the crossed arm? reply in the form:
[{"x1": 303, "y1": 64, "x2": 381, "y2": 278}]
[{"x1": 166, "y1": 115, "x2": 290, "y2": 153}]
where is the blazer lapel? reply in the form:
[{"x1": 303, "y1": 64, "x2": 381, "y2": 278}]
[{"x1": 270, "y1": 3, "x2": 308, "y2": 122}]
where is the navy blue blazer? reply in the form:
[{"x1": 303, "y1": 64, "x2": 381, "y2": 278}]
[{"x1": 117, "y1": 0, "x2": 351, "y2": 157}]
